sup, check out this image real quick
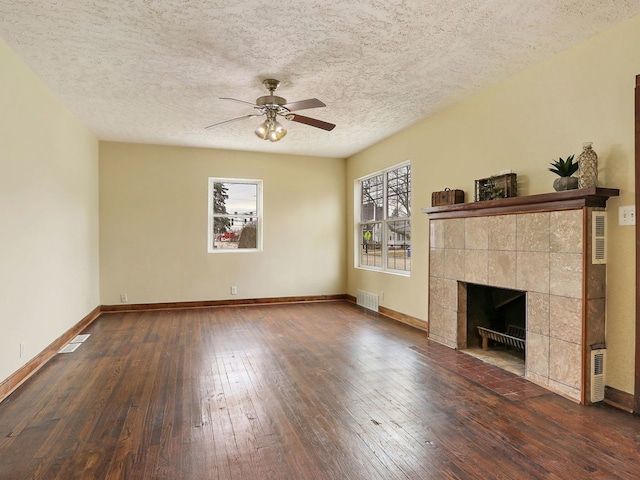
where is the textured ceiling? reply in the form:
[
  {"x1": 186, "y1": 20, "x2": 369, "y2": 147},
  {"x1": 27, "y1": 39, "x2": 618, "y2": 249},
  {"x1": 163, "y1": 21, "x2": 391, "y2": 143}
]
[{"x1": 2, "y1": 1, "x2": 640, "y2": 158}]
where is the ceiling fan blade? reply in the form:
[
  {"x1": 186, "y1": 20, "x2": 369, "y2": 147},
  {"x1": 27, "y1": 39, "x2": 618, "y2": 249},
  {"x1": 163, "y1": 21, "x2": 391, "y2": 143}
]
[
  {"x1": 204, "y1": 114, "x2": 260, "y2": 129},
  {"x1": 220, "y1": 97, "x2": 258, "y2": 107},
  {"x1": 283, "y1": 98, "x2": 326, "y2": 112},
  {"x1": 285, "y1": 114, "x2": 336, "y2": 131}
]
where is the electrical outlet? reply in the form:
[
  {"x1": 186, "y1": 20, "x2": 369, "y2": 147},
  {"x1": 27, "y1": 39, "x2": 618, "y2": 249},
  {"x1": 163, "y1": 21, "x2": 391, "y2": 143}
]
[
  {"x1": 20, "y1": 343, "x2": 25, "y2": 358},
  {"x1": 120, "y1": 293, "x2": 128, "y2": 303},
  {"x1": 380, "y1": 291, "x2": 384, "y2": 301},
  {"x1": 619, "y1": 205, "x2": 635, "y2": 226},
  {"x1": 231, "y1": 286, "x2": 238, "y2": 295}
]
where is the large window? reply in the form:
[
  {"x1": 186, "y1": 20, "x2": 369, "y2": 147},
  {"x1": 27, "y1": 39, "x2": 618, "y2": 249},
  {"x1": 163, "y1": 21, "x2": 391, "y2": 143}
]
[
  {"x1": 208, "y1": 178, "x2": 262, "y2": 252},
  {"x1": 357, "y1": 162, "x2": 411, "y2": 273}
]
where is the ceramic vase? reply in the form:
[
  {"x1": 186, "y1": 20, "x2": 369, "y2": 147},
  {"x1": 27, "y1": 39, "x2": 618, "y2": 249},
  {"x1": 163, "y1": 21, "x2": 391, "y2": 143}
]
[
  {"x1": 553, "y1": 176, "x2": 579, "y2": 191},
  {"x1": 577, "y1": 142, "x2": 598, "y2": 188}
]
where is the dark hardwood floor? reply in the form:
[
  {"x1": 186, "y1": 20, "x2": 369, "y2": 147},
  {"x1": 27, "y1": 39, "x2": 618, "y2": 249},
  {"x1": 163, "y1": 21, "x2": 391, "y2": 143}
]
[{"x1": 0, "y1": 301, "x2": 639, "y2": 479}]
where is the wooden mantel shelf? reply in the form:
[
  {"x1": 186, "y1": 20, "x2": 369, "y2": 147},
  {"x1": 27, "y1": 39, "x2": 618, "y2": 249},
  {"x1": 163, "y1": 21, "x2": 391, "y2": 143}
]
[{"x1": 421, "y1": 187, "x2": 619, "y2": 219}]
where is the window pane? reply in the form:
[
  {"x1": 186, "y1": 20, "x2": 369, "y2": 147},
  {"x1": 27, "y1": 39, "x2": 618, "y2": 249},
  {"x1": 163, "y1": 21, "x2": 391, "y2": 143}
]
[
  {"x1": 386, "y1": 219, "x2": 411, "y2": 271},
  {"x1": 360, "y1": 174, "x2": 384, "y2": 222},
  {"x1": 212, "y1": 182, "x2": 229, "y2": 214},
  {"x1": 209, "y1": 179, "x2": 261, "y2": 252},
  {"x1": 387, "y1": 165, "x2": 411, "y2": 218},
  {"x1": 360, "y1": 223, "x2": 382, "y2": 268},
  {"x1": 213, "y1": 217, "x2": 257, "y2": 250},
  {"x1": 214, "y1": 182, "x2": 257, "y2": 216}
]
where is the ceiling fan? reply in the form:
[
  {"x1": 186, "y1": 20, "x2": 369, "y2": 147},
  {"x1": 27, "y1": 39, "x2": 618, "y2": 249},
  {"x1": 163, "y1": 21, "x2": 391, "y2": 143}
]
[{"x1": 205, "y1": 79, "x2": 336, "y2": 142}]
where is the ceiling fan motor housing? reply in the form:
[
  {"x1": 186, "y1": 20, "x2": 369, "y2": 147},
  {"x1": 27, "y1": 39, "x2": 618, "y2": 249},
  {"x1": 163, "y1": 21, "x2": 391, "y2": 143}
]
[
  {"x1": 256, "y1": 95, "x2": 287, "y2": 107},
  {"x1": 256, "y1": 79, "x2": 287, "y2": 108}
]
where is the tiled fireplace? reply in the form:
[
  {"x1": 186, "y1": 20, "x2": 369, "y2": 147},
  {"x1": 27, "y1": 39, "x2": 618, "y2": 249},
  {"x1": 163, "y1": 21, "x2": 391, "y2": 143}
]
[{"x1": 423, "y1": 188, "x2": 618, "y2": 403}]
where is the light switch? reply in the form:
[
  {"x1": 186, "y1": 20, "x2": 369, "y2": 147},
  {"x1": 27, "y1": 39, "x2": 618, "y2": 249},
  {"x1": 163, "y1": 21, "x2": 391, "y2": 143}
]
[{"x1": 619, "y1": 205, "x2": 635, "y2": 226}]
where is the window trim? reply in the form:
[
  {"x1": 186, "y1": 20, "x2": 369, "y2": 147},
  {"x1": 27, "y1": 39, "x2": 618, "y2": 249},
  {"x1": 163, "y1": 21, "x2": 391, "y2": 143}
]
[
  {"x1": 355, "y1": 161, "x2": 411, "y2": 275},
  {"x1": 207, "y1": 177, "x2": 263, "y2": 253}
]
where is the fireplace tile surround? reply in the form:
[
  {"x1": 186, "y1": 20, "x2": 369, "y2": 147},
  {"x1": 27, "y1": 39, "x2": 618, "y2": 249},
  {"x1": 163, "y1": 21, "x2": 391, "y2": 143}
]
[{"x1": 423, "y1": 188, "x2": 618, "y2": 403}]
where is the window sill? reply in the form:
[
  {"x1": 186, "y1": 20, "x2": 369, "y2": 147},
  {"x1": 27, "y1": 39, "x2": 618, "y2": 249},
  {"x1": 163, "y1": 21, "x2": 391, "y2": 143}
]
[{"x1": 356, "y1": 265, "x2": 411, "y2": 277}]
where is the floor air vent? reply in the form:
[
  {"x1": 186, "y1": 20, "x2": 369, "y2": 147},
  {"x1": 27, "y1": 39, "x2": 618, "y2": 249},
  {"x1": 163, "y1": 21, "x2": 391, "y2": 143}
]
[
  {"x1": 590, "y1": 348, "x2": 606, "y2": 403},
  {"x1": 357, "y1": 290, "x2": 379, "y2": 312},
  {"x1": 59, "y1": 343, "x2": 81, "y2": 354},
  {"x1": 59, "y1": 333, "x2": 91, "y2": 354}
]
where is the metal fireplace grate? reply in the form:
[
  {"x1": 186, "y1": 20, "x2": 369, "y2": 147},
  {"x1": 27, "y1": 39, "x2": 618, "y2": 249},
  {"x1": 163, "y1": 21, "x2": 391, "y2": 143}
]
[{"x1": 477, "y1": 325, "x2": 526, "y2": 350}]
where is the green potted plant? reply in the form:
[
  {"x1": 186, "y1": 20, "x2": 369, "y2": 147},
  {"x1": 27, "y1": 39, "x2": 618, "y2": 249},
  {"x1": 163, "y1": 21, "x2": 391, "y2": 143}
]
[{"x1": 549, "y1": 154, "x2": 578, "y2": 191}]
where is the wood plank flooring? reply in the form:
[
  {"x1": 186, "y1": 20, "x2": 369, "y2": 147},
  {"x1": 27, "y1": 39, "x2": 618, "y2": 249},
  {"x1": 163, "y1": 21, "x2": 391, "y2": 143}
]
[{"x1": 0, "y1": 301, "x2": 639, "y2": 479}]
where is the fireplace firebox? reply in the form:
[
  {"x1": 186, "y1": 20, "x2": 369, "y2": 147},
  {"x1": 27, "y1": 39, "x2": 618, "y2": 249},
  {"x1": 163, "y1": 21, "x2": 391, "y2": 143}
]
[{"x1": 465, "y1": 283, "x2": 525, "y2": 351}]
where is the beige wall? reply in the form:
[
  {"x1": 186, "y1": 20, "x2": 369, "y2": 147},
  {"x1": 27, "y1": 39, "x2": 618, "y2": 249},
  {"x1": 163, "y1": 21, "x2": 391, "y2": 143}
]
[
  {"x1": 347, "y1": 15, "x2": 640, "y2": 393},
  {"x1": 0, "y1": 38, "x2": 100, "y2": 383},
  {"x1": 99, "y1": 142, "x2": 346, "y2": 305}
]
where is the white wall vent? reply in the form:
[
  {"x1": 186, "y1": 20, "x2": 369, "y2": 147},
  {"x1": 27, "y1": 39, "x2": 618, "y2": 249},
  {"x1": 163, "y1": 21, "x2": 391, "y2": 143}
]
[
  {"x1": 592, "y1": 212, "x2": 607, "y2": 264},
  {"x1": 590, "y1": 348, "x2": 606, "y2": 403},
  {"x1": 357, "y1": 290, "x2": 379, "y2": 312}
]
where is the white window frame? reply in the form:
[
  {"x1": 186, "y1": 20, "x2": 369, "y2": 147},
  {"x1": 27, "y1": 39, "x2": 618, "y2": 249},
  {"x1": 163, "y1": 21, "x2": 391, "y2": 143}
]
[
  {"x1": 355, "y1": 161, "x2": 411, "y2": 275},
  {"x1": 208, "y1": 177, "x2": 263, "y2": 253}
]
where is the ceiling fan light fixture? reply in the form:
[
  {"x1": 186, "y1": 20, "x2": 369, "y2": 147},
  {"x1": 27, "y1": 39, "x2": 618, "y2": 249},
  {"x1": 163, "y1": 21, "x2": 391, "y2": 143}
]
[
  {"x1": 255, "y1": 110, "x2": 287, "y2": 142},
  {"x1": 267, "y1": 120, "x2": 287, "y2": 142},
  {"x1": 254, "y1": 120, "x2": 270, "y2": 140}
]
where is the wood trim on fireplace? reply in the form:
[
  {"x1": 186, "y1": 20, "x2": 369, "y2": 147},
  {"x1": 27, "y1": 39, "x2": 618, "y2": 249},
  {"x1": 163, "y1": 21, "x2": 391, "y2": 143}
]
[
  {"x1": 634, "y1": 74, "x2": 640, "y2": 414},
  {"x1": 581, "y1": 207, "x2": 588, "y2": 405},
  {"x1": 422, "y1": 187, "x2": 619, "y2": 219}
]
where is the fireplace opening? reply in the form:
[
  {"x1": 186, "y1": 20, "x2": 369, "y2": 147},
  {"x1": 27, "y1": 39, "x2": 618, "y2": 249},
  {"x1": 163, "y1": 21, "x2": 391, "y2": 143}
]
[{"x1": 463, "y1": 283, "x2": 526, "y2": 374}]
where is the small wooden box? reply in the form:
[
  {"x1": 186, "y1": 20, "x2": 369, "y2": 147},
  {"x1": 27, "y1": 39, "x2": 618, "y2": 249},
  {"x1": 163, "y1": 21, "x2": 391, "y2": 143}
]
[
  {"x1": 474, "y1": 173, "x2": 517, "y2": 201},
  {"x1": 431, "y1": 188, "x2": 465, "y2": 207}
]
